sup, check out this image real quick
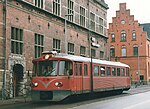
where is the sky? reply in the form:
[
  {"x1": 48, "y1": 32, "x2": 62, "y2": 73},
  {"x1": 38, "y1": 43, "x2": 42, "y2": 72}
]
[{"x1": 105, "y1": 0, "x2": 150, "y2": 24}]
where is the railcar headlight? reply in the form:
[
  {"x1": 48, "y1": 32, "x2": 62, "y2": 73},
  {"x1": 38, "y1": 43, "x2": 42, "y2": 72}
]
[
  {"x1": 55, "y1": 82, "x2": 59, "y2": 86},
  {"x1": 55, "y1": 82, "x2": 63, "y2": 87},
  {"x1": 34, "y1": 82, "x2": 38, "y2": 87},
  {"x1": 45, "y1": 54, "x2": 50, "y2": 59}
]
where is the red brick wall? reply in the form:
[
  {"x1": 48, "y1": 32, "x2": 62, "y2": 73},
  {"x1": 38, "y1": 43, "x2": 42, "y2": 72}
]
[{"x1": 108, "y1": 3, "x2": 150, "y2": 83}]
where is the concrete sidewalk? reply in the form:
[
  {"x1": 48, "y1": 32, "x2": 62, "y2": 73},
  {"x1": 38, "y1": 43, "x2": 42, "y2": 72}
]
[
  {"x1": 0, "y1": 96, "x2": 31, "y2": 106},
  {"x1": 0, "y1": 85, "x2": 150, "y2": 106},
  {"x1": 125, "y1": 84, "x2": 150, "y2": 94}
]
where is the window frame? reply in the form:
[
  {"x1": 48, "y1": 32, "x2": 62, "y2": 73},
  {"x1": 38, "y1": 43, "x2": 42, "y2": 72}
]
[
  {"x1": 11, "y1": 27, "x2": 23, "y2": 55},
  {"x1": 53, "y1": 0, "x2": 61, "y2": 16},
  {"x1": 34, "y1": 33, "x2": 44, "y2": 58},
  {"x1": 68, "y1": 42, "x2": 74, "y2": 55},
  {"x1": 80, "y1": 6, "x2": 86, "y2": 27},
  {"x1": 133, "y1": 45, "x2": 138, "y2": 56},
  {"x1": 90, "y1": 12, "x2": 95, "y2": 31},
  {"x1": 94, "y1": 65, "x2": 99, "y2": 76},
  {"x1": 33, "y1": 0, "x2": 45, "y2": 9},
  {"x1": 80, "y1": 46, "x2": 86, "y2": 57},
  {"x1": 110, "y1": 46, "x2": 115, "y2": 57},
  {"x1": 132, "y1": 31, "x2": 136, "y2": 40},
  {"x1": 111, "y1": 33, "x2": 115, "y2": 42},
  {"x1": 121, "y1": 31, "x2": 126, "y2": 42},
  {"x1": 53, "y1": 38, "x2": 61, "y2": 53},
  {"x1": 100, "y1": 66, "x2": 105, "y2": 76},
  {"x1": 121, "y1": 45, "x2": 126, "y2": 57},
  {"x1": 67, "y1": 0, "x2": 74, "y2": 22},
  {"x1": 84, "y1": 64, "x2": 88, "y2": 76}
]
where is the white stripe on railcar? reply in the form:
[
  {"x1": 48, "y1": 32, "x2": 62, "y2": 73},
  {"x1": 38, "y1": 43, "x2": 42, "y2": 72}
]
[{"x1": 55, "y1": 53, "x2": 129, "y2": 68}]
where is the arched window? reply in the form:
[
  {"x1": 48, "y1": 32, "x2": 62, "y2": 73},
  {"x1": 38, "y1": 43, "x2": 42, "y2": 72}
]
[
  {"x1": 110, "y1": 46, "x2": 115, "y2": 57},
  {"x1": 121, "y1": 30, "x2": 126, "y2": 41},
  {"x1": 121, "y1": 45, "x2": 126, "y2": 56},
  {"x1": 111, "y1": 33, "x2": 115, "y2": 42},
  {"x1": 132, "y1": 31, "x2": 136, "y2": 40}
]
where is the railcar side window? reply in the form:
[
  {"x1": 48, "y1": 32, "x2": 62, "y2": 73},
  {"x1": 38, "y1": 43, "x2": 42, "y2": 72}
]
[
  {"x1": 117, "y1": 68, "x2": 120, "y2": 76},
  {"x1": 59, "y1": 61, "x2": 73, "y2": 76},
  {"x1": 74, "y1": 63, "x2": 82, "y2": 76},
  {"x1": 121, "y1": 68, "x2": 125, "y2": 76},
  {"x1": 112, "y1": 67, "x2": 116, "y2": 76},
  {"x1": 100, "y1": 66, "x2": 105, "y2": 76},
  {"x1": 94, "y1": 66, "x2": 99, "y2": 76},
  {"x1": 84, "y1": 64, "x2": 88, "y2": 76},
  {"x1": 106, "y1": 67, "x2": 111, "y2": 76}
]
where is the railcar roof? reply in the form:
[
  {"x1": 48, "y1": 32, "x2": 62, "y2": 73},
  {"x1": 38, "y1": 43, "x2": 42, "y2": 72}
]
[{"x1": 55, "y1": 53, "x2": 129, "y2": 68}]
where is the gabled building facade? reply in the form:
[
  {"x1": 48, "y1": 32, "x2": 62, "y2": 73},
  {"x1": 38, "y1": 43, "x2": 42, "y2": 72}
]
[
  {"x1": 0, "y1": 0, "x2": 108, "y2": 98},
  {"x1": 108, "y1": 3, "x2": 150, "y2": 84}
]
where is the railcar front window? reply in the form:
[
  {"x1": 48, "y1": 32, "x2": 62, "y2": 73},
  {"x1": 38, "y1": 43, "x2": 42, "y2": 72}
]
[
  {"x1": 59, "y1": 61, "x2": 73, "y2": 76},
  {"x1": 32, "y1": 62, "x2": 38, "y2": 77},
  {"x1": 34, "y1": 60, "x2": 58, "y2": 76}
]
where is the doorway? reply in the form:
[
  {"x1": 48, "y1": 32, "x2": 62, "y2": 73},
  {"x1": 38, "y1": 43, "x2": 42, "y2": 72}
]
[
  {"x1": 13, "y1": 64, "x2": 24, "y2": 97},
  {"x1": 140, "y1": 75, "x2": 144, "y2": 84}
]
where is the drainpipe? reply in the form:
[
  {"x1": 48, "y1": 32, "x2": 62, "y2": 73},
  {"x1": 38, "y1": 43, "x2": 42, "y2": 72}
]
[
  {"x1": 2, "y1": 0, "x2": 7, "y2": 100},
  {"x1": 88, "y1": 1, "x2": 90, "y2": 56}
]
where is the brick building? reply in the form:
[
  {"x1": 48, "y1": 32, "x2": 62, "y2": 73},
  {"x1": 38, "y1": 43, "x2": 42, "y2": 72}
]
[
  {"x1": 0, "y1": 0, "x2": 108, "y2": 98},
  {"x1": 108, "y1": 3, "x2": 150, "y2": 84}
]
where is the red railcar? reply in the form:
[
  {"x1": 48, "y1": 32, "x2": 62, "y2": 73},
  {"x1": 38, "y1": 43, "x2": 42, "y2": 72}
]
[{"x1": 31, "y1": 51, "x2": 130, "y2": 101}]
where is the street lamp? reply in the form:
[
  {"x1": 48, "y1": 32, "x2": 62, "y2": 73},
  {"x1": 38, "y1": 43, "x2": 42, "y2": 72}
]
[
  {"x1": 90, "y1": 37, "x2": 100, "y2": 93},
  {"x1": 64, "y1": 14, "x2": 73, "y2": 54}
]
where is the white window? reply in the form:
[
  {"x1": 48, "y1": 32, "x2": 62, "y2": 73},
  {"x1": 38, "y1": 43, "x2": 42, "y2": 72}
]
[
  {"x1": 53, "y1": 38, "x2": 61, "y2": 53},
  {"x1": 33, "y1": 0, "x2": 45, "y2": 9},
  {"x1": 90, "y1": 12, "x2": 95, "y2": 31},
  {"x1": 68, "y1": 42, "x2": 74, "y2": 55},
  {"x1": 121, "y1": 30, "x2": 126, "y2": 41},
  {"x1": 121, "y1": 46, "x2": 126, "y2": 56},
  {"x1": 53, "y1": 0, "x2": 61, "y2": 16},
  {"x1": 80, "y1": 6, "x2": 85, "y2": 27},
  {"x1": 34, "y1": 33, "x2": 44, "y2": 58},
  {"x1": 99, "y1": 17, "x2": 103, "y2": 34},
  {"x1": 67, "y1": 0, "x2": 74, "y2": 22},
  {"x1": 11, "y1": 27, "x2": 23, "y2": 55},
  {"x1": 80, "y1": 46, "x2": 86, "y2": 57}
]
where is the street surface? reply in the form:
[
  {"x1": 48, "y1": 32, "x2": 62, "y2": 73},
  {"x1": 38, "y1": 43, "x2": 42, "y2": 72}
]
[
  {"x1": 1, "y1": 85, "x2": 150, "y2": 109},
  {"x1": 71, "y1": 91, "x2": 150, "y2": 109}
]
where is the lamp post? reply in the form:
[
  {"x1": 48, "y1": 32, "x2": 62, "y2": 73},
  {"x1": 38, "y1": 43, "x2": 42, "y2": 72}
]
[
  {"x1": 90, "y1": 37, "x2": 100, "y2": 93},
  {"x1": 64, "y1": 14, "x2": 73, "y2": 54}
]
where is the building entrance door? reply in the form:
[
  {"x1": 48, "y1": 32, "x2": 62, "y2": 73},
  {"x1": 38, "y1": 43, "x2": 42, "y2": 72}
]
[
  {"x1": 140, "y1": 75, "x2": 144, "y2": 84},
  {"x1": 13, "y1": 64, "x2": 24, "y2": 97}
]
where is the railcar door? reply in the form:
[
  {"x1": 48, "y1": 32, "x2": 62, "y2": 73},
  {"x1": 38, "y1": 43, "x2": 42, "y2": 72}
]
[
  {"x1": 74, "y1": 62, "x2": 83, "y2": 93},
  {"x1": 83, "y1": 64, "x2": 90, "y2": 92}
]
